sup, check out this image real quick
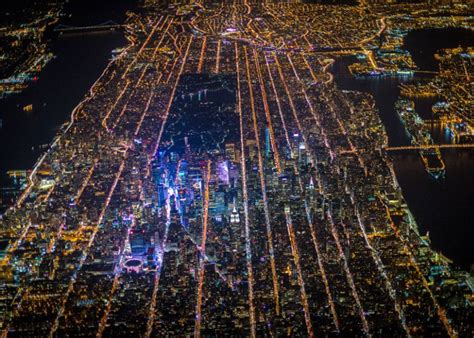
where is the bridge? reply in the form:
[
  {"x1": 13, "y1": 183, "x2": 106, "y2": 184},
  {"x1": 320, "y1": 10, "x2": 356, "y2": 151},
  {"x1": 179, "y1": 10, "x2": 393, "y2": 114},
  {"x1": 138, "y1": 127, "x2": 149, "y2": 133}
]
[
  {"x1": 385, "y1": 143, "x2": 474, "y2": 152},
  {"x1": 54, "y1": 21, "x2": 123, "y2": 34}
]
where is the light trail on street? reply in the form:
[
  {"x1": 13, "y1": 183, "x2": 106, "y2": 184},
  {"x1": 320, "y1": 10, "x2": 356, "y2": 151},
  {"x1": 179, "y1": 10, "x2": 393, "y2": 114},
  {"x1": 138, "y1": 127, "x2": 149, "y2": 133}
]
[
  {"x1": 3, "y1": 3, "x2": 471, "y2": 337},
  {"x1": 74, "y1": 159, "x2": 98, "y2": 204},
  {"x1": 243, "y1": 46, "x2": 281, "y2": 316},
  {"x1": 289, "y1": 46, "x2": 411, "y2": 335},
  {"x1": 263, "y1": 54, "x2": 293, "y2": 157},
  {"x1": 283, "y1": 209, "x2": 314, "y2": 338},
  {"x1": 215, "y1": 39, "x2": 221, "y2": 74},
  {"x1": 49, "y1": 156, "x2": 128, "y2": 338},
  {"x1": 326, "y1": 211, "x2": 370, "y2": 335},
  {"x1": 101, "y1": 80, "x2": 130, "y2": 131},
  {"x1": 121, "y1": 16, "x2": 166, "y2": 80},
  {"x1": 234, "y1": 42, "x2": 257, "y2": 338},
  {"x1": 252, "y1": 48, "x2": 282, "y2": 174},
  {"x1": 144, "y1": 36, "x2": 194, "y2": 338},
  {"x1": 272, "y1": 53, "x2": 313, "y2": 164},
  {"x1": 197, "y1": 36, "x2": 207, "y2": 74},
  {"x1": 378, "y1": 196, "x2": 457, "y2": 338},
  {"x1": 286, "y1": 51, "x2": 334, "y2": 166},
  {"x1": 353, "y1": 207, "x2": 411, "y2": 337},
  {"x1": 97, "y1": 209, "x2": 138, "y2": 338},
  {"x1": 194, "y1": 160, "x2": 211, "y2": 338}
]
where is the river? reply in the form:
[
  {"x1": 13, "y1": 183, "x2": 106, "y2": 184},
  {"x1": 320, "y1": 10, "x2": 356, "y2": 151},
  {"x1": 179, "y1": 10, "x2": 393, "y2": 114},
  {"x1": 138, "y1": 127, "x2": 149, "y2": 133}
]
[
  {"x1": 0, "y1": 0, "x2": 136, "y2": 202},
  {"x1": 1, "y1": 6, "x2": 472, "y2": 270},
  {"x1": 333, "y1": 28, "x2": 474, "y2": 270}
]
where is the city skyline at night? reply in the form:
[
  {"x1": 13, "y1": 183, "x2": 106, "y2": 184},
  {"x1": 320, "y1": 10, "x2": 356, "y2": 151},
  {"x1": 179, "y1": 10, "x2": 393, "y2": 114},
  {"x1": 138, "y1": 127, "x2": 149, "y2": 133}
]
[{"x1": 0, "y1": 1, "x2": 472, "y2": 336}]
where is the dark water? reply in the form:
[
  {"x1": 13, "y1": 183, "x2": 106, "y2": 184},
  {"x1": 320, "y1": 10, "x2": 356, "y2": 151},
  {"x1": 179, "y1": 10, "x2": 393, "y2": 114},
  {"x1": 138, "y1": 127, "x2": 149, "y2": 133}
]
[
  {"x1": 0, "y1": 33, "x2": 126, "y2": 180},
  {"x1": 333, "y1": 28, "x2": 474, "y2": 270},
  {"x1": 1, "y1": 3, "x2": 472, "y2": 269},
  {"x1": 60, "y1": 0, "x2": 137, "y2": 27},
  {"x1": 402, "y1": 28, "x2": 474, "y2": 71},
  {"x1": 0, "y1": 0, "x2": 136, "y2": 187}
]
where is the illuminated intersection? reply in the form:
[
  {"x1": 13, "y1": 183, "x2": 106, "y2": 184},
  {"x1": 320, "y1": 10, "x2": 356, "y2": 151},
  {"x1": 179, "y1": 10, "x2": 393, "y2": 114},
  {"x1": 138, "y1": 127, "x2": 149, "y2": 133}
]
[{"x1": 0, "y1": 1, "x2": 472, "y2": 337}]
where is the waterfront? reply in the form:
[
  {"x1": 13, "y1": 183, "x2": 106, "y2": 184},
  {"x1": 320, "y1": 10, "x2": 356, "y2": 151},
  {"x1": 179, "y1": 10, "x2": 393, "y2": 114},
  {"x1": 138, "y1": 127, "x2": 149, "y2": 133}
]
[
  {"x1": 1, "y1": 12, "x2": 472, "y2": 269},
  {"x1": 0, "y1": 3, "x2": 471, "y2": 336},
  {"x1": 333, "y1": 28, "x2": 474, "y2": 270},
  {"x1": 0, "y1": 0, "x2": 134, "y2": 188},
  {"x1": 0, "y1": 33, "x2": 126, "y2": 184}
]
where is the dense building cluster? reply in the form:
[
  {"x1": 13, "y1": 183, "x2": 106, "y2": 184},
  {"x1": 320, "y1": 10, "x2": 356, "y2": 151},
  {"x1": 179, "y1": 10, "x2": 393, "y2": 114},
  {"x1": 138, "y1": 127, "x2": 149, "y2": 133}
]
[
  {"x1": 0, "y1": 2, "x2": 61, "y2": 98},
  {"x1": 0, "y1": 1, "x2": 472, "y2": 337}
]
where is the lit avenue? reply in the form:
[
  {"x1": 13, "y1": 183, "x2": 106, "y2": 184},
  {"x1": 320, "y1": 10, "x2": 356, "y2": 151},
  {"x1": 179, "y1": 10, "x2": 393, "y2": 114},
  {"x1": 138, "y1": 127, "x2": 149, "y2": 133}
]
[{"x1": 0, "y1": 1, "x2": 472, "y2": 336}]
